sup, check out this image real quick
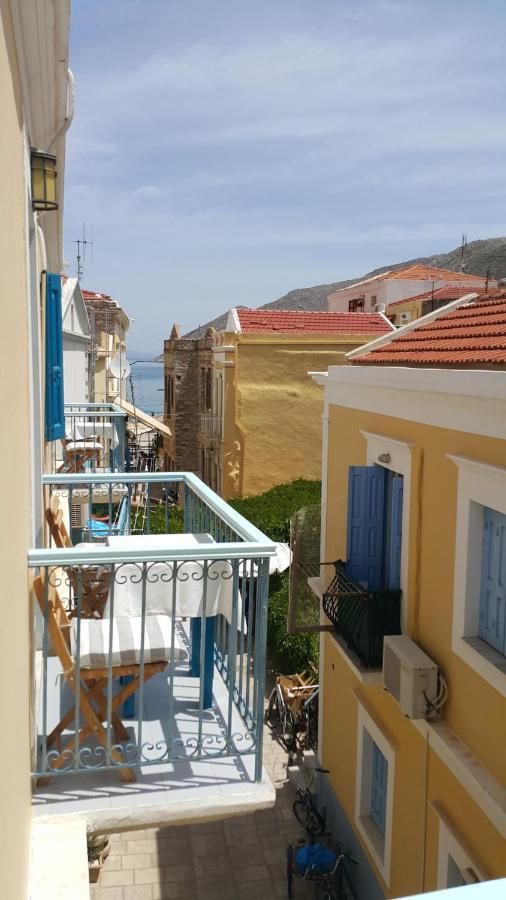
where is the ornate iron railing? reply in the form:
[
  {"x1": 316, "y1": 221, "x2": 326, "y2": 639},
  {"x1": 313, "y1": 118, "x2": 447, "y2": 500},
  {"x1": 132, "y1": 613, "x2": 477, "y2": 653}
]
[
  {"x1": 30, "y1": 472, "x2": 275, "y2": 782},
  {"x1": 322, "y1": 561, "x2": 401, "y2": 668}
]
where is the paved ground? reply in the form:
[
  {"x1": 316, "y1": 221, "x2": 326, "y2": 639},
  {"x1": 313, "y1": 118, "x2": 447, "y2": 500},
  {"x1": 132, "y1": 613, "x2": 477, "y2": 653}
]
[{"x1": 91, "y1": 717, "x2": 314, "y2": 899}]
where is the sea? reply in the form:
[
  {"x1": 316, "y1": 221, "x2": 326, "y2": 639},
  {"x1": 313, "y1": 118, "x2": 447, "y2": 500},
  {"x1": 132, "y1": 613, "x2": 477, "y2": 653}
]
[{"x1": 126, "y1": 360, "x2": 164, "y2": 416}]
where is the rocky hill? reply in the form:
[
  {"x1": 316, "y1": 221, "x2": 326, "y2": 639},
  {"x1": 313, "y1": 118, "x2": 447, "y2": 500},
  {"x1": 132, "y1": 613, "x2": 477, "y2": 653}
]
[{"x1": 184, "y1": 237, "x2": 506, "y2": 338}]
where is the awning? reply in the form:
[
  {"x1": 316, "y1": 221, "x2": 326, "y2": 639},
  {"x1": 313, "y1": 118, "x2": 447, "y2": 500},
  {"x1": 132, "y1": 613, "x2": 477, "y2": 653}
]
[{"x1": 117, "y1": 397, "x2": 172, "y2": 438}]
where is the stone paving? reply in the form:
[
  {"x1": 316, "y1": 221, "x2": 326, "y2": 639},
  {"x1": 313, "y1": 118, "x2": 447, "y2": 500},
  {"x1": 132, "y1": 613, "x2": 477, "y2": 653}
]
[{"x1": 91, "y1": 718, "x2": 314, "y2": 900}]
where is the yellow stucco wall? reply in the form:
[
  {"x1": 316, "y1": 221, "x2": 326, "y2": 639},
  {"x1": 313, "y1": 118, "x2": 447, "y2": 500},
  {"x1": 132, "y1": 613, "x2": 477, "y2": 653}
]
[
  {"x1": 385, "y1": 298, "x2": 422, "y2": 325},
  {"x1": 0, "y1": 4, "x2": 33, "y2": 896},
  {"x1": 321, "y1": 402, "x2": 506, "y2": 897},
  {"x1": 220, "y1": 332, "x2": 383, "y2": 499}
]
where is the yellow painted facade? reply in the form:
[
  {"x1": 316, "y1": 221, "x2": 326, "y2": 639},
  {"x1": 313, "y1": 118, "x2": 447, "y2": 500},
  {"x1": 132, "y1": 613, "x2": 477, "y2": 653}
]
[
  {"x1": 318, "y1": 396, "x2": 506, "y2": 898},
  {"x1": 215, "y1": 331, "x2": 385, "y2": 499}
]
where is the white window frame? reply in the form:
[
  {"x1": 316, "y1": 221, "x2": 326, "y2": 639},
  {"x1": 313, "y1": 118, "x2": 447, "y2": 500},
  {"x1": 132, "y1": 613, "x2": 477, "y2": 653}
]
[
  {"x1": 448, "y1": 455, "x2": 506, "y2": 697},
  {"x1": 436, "y1": 812, "x2": 485, "y2": 889},
  {"x1": 355, "y1": 701, "x2": 395, "y2": 885},
  {"x1": 361, "y1": 431, "x2": 414, "y2": 631}
]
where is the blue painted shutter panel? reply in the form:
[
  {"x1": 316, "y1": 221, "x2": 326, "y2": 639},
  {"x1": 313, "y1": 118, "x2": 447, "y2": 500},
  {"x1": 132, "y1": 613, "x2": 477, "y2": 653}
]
[
  {"x1": 479, "y1": 507, "x2": 506, "y2": 654},
  {"x1": 370, "y1": 742, "x2": 388, "y2": 834},
  {"x1": 388, "y1": 476, "x2": 404, "y2": 590},
  {"x1": 45, "y1": 272, "x2": 65, "y2": 441},
  {"x1": 346, "y1": 466, "x2": 387, "y2": 590}
]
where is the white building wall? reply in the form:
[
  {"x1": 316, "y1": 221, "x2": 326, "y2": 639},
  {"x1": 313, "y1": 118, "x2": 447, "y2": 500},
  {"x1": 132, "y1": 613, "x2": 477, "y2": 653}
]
[{"x1": 63, "y1": 336, "x2": 89, "y2": 403}]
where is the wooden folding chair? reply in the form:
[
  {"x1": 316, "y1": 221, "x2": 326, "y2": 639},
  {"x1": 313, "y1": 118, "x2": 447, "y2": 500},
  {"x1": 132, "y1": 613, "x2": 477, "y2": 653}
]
[
  {"x1": 33, "y1": 573, "x2": 176, "y2": 783},
  {"x1": 45, "y1": 494, "x2": 109, "y2": 618},
  {"x1": 58, "y1": 438, "x2": 103, "y2": 473}
]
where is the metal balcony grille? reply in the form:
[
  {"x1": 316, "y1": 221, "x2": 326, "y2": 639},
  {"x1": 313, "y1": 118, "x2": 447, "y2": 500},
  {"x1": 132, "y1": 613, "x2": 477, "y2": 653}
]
[{"x1": 322, "y1": 561, "x2": 401, "y2": 668}]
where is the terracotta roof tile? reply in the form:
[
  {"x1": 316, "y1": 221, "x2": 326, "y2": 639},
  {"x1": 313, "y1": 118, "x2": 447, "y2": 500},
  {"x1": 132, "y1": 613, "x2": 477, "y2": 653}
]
[
  {"x1": 332, "y1": 264, "x2": 488, "y2": 294},
  {"x1": 352, "y1": 292, "x2": 506, "y2": 367},
  {"x1": 235, "y1": 309, "x2": 392, "y2": 335}
]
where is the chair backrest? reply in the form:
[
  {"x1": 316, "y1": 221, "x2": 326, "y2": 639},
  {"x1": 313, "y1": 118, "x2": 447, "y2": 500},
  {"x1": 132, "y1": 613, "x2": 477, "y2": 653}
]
[
  {"x1": 45, "y1": 494, "x2": 73, "y2": 549},
  {"x1": 33, "y1": 573, "x2": 74, "y2": 673},
  {"x1": 115, "y1": 495, "x2": 130, "y2": 535}
]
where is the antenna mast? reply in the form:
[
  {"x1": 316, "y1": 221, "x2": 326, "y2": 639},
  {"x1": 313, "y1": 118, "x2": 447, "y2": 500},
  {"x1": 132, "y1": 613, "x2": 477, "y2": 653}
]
[{"x1": 73, "y1": 222, "x2": 94, "y2": 280}]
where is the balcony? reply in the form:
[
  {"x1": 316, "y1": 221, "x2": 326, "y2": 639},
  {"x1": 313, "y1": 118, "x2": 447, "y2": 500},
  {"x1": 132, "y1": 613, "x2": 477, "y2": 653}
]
[
  {"x1": 30, "y1": 472, "x2": 276, "y2": 829},
  {"x1": 322, "y1": 561, "x2": 401, "y2": 668},
  {"x1": 50, "y1": 402, "x2": 128, "y2": 474},
  {"x1": 199, "y1": 413, "x2": 223, "y2": 440}
]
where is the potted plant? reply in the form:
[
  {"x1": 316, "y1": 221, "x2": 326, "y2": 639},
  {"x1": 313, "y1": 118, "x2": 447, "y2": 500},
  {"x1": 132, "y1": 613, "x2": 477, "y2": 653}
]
[{"x1": 87, "y1": 832, "x2": 111, "y2": 883}]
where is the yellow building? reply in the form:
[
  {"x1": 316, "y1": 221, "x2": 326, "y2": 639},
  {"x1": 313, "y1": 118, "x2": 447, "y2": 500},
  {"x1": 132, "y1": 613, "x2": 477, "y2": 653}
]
[
  {"x1": 212, "y1": 308, "x2": 394, "y2": 499},
  {"x1": 308, "y1": 292, "x2": 506, "y2": 899},
  {"x1": 83, "y1": 288, "x2": 130, "y2": 402}
]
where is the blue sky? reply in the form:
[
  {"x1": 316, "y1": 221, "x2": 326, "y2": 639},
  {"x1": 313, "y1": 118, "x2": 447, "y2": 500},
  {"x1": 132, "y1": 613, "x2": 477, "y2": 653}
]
[{"x1": 64, "y1": 0, "x2": 506, "y2": 353}]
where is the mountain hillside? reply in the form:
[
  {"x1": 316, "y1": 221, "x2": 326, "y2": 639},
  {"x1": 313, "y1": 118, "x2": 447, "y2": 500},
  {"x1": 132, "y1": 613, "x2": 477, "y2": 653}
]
[{"x1": 184, "y1": 237, "x2": 506, "y2": 338}]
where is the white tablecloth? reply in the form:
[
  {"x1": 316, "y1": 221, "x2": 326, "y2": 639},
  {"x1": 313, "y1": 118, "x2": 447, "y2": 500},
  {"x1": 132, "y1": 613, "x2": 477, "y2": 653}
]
[
  {"x1": 72, "y1": 420, "x2": 119, "y2": 449},
  {"x1": 103, "y1": 534, "x2": 243, "y2": 626}
]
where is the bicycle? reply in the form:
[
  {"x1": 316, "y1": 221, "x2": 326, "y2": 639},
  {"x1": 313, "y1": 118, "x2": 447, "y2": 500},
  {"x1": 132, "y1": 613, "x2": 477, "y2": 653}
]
[
  {"x1": 286, "y1": 835, "x2": 358, "y2": 899},
  {"x1": 292, "y1": 766, "x2": 328, "y2": 836},
  {"x1": 266, "y1": 669, "x2": 319, "y2": 753}
]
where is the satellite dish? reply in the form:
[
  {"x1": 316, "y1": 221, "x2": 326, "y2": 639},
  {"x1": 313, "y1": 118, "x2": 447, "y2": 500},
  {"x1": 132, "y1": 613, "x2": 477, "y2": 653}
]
[{"x1": 109, "y1": 356, "x2": 131, "y2": 379}]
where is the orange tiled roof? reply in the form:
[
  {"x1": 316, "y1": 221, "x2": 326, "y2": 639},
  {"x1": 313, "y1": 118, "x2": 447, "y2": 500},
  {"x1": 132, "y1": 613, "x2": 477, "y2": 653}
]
[
  {"x1": 386, "y1": 283, "x2": 488, "y2": 309},
  {"x1": 386, "y1": 264, "x2": 487, "y2": 282},
  {"x1": 352, "y1": 291, "x2": 506, "y2": 367},
  {"x1": 332, "y1": 264, "x2": 488, "y2": 293},
  {"x1": 235, "y1": 309, "x2": 392, "y2": 335}
]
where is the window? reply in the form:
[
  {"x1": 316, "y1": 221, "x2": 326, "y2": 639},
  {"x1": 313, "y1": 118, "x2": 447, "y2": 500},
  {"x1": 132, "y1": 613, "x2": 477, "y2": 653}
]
[
  {"x1": 479, "y1": 506, "x2": 506, "y2": 654},
  {"x1": 449, "y1": 455, "x2": 506, "y2": 694},
  {"x1": 370, "y1": 742, "x2": 388, "y2": 834},
  {"x1": 349, "y1": 298, "x2": 364, "y2": 312},
  {"x1": 436, "y1": 815, "x2": 484, "y2": 889},
  {"x1": 355, "y1": 703, "x2": 395, "y2": 883}
]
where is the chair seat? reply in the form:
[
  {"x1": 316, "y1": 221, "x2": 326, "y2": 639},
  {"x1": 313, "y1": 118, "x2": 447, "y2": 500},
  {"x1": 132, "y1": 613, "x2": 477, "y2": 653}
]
[{"x1": 71, "y1": 615, "x2": 188, "y2": 668}]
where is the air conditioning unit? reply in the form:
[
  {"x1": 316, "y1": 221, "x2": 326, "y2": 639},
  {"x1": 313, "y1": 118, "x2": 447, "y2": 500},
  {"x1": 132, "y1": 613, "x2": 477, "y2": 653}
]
[
  {"x1": 399, "y1": 311, "x2": 411, "y2": 324},
  {"x1": 383, "y1": 635, "x2": 438, "y2": 718}
]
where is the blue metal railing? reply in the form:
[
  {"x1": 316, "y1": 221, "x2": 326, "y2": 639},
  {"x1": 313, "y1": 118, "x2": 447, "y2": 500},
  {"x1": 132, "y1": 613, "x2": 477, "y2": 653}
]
[
  {"x1": 49, "y1": 402, "x2": 128, "y2": 474},
  {"x1": 31, "y1": 472, "x2": 275, "y2": 784}
]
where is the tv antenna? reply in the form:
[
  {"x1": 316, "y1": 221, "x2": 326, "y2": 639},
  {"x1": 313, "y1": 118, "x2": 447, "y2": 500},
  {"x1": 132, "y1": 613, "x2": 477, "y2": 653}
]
[
  {"x1": 73, "y1": 223, "x2": 93, "y2": 280},
  {"x1": 460, "y1": 233, "x2": 468, "y2": 269}
]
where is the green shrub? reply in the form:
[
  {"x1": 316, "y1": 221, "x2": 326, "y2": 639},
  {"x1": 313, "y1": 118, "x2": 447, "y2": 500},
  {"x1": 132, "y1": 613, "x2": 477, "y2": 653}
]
[
  {"x1": 230, "y1": 479, "x2": 321, "y2": 673},
  {"x1": 229, "y1": 479, "x2": 321, "y2": 542}
]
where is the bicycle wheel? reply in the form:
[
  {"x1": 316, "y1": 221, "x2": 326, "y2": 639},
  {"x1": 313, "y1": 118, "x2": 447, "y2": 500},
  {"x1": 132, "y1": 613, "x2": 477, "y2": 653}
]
[
  {"x1": 286, "y1": 844, "x2": 293, "y2": 898},
  {"x1": 314, "y1": 877, "x2": 335, "y2": 900},
  {"x1": 265, "y1": 687, "x2": 279, "y2": 726},
  {"x1": 281, "y1": 707, "x2": 298, "y2": 751},
  {"x1": 293, "y1": 798, "x2": 325, "y2": 836}
]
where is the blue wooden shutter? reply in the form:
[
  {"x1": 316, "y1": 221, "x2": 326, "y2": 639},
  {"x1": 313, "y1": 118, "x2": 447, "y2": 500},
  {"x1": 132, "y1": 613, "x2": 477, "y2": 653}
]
[
  {"x1": 388, "y1": 475, "x2": 404, "y2": 590},
  {"x1": 45, "y1": 272, "x2": 65, "y2": 441},
  {"x1": 346, "y1": 466, "x2": 387, "y2": 590},
  {"x1": 479, "y1": 507, "x2": 506, "y2": 654},
  {"x1": 370, "y1": 741, "x2": 388, "y2": 834}
]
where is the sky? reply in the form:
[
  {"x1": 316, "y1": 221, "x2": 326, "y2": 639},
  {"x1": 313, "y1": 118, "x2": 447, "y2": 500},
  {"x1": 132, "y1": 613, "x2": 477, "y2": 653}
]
[{"x1": 64, "y1": 0, "x2": 506, "y2": 354}]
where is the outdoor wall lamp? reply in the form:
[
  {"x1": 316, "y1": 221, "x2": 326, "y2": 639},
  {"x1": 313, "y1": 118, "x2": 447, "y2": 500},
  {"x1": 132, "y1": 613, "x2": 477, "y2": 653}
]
[
  {"x1": 378, "y1": 452, "x2": 391, "y2": 464},
  {"x1": 30, "y1": 149, "x2": 58, "y2": 211}
]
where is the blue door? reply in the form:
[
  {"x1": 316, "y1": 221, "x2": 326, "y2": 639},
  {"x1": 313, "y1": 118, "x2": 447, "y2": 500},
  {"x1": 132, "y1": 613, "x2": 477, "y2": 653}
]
[
  {"x1": 346, "y1": 466, "x2": 387, "y2": 590},
  {"x1": 388, "y1": 475, "x2": 404, "y2": 590},
  {"x1": 45, "y1": 272, "x2": 65, "y2": 441},
  {"x1": 479, "y1": 506, "x2": 506, "y2": 654}
]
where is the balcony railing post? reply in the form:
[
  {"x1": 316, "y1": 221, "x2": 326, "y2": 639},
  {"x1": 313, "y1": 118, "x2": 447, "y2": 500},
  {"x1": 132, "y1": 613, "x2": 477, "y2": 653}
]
[{"x1": 253, "y1": 557, "x2": 270, "y2": 781}]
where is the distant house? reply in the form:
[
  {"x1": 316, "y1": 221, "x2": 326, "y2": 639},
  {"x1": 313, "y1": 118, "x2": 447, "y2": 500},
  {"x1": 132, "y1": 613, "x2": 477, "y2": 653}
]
[
  {"x1": 385, "y1": 282, "x2": 498, "y2": 327},
  {"x1": 327, "y1": 264, "x2": 490, "y2": 319},
  {"x1": 61, "y1": 277, "x2": 91, "y2": 403},
  {"x1": 308, "y1": 289, "x2": 506, "y2": 898},
  {"x1": 164, "y1": 309, "x2": 394, "y2": 498},
  {"x1": 82, "y1": 288, "x2": 130, "y2": 402}
]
